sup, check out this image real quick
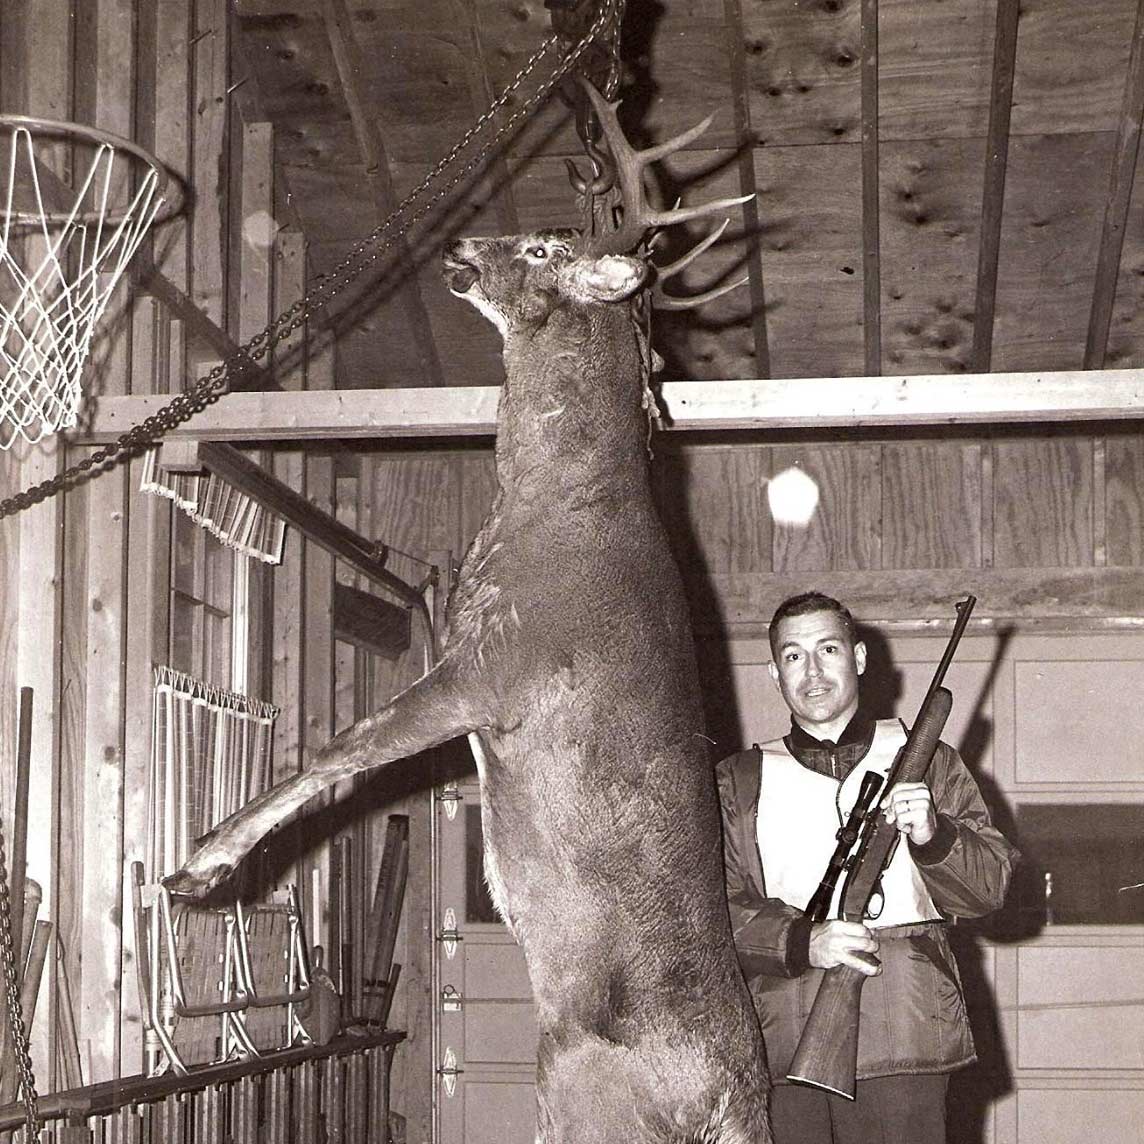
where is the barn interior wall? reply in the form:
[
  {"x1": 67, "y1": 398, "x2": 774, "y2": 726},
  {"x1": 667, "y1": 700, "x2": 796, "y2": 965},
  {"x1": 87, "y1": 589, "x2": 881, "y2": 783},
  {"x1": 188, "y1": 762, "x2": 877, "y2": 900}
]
[
  {"x1": 1, "y1": 2, "x2": 1143, "y2": 1142},
  {"x1": 0, "y1": 0, "x2": 439, "y2": 1107}
]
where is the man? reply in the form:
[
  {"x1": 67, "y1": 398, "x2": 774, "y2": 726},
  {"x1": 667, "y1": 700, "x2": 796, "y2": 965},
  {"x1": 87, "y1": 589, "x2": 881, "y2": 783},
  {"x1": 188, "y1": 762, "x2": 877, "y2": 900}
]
[{"x1": 716, "y1": 591, "x2": 1016, "y2": 1144}]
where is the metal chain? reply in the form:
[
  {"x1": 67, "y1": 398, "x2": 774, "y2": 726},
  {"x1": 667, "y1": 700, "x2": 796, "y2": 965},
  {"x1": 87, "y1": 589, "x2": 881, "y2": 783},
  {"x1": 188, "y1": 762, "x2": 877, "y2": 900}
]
[
  {"x1": 0, "y1": 0, "x2": 625, "y2": 521},
  {"x1": 0, "y1": 813, "x2": 40, "y2": 1142}
]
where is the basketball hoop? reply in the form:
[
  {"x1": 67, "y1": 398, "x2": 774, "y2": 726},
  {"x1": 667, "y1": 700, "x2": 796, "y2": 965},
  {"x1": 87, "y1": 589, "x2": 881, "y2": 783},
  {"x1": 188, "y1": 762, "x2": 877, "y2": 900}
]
[{"x1": 0, "y1": 114, "x2": 174, "y2": 450}]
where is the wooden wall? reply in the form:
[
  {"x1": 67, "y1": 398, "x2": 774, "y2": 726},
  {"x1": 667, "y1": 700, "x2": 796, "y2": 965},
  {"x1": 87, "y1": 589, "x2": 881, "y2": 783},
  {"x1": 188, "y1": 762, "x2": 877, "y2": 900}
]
[{"x1": 0, "y1": 0, "x2": 438, "y2": 1109}]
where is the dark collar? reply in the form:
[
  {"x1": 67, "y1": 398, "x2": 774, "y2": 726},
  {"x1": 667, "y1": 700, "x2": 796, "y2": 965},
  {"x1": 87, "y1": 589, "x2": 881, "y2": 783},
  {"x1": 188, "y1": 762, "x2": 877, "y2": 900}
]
[{"x1": 784, "y1": 712, "x2": 877, "y2": 778}]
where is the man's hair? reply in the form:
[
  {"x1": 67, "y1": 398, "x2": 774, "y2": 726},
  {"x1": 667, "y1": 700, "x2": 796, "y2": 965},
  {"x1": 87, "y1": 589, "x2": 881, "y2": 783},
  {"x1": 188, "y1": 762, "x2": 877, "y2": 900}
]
[{"x1": 767, "y1": 591, "x2": 857, "y2": 657}]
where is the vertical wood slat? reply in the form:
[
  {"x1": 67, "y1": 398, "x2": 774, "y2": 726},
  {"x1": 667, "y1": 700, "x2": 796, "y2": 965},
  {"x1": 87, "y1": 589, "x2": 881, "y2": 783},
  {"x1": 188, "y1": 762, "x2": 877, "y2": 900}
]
[
  {"x1": 721, "y1": 0, "x2": 771, "y2": 378},
  {"x1": 121, "y1": 298, "x2": 170, "y2": 1074},
  {"x1": 1093, "y1": 436, "x2": 1108, "y2": 567},
  {"x1": 1084, "y1": 0, "x2": 1144, "y2": 367},
  {"x1": 78, "y1": 0, "x2": 138, "y2": 1042},
  {"x1": 8, "y1": 0, "x2": 75, "y2": 1090},
  {"x1": 860, "y1": 0, "x2": 881, "y2": 376},
  {"x1": 191, "y1": 0, "x2": 229, "y2": 325},
  {"x1": 972, "y1": 0, "x2": 1021, "y2": 372}
]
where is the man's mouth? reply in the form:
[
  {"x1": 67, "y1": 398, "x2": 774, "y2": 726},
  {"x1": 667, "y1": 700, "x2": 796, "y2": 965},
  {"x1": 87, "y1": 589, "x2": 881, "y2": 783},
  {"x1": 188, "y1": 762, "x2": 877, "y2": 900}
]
[{"x1": 803, "y1": 686, "x2": 832, "y2": 699}]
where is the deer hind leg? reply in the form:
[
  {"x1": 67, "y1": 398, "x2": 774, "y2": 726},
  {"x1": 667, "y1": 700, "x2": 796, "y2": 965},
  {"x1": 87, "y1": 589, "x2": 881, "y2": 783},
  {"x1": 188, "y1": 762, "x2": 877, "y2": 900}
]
[{"x1": 165, "y1": 656, "x2": 489, "y2": 897}]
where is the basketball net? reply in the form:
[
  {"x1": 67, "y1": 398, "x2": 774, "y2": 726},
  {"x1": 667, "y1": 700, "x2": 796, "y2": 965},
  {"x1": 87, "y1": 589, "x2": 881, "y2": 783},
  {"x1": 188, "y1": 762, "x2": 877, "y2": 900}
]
[{"x1": 0, "y1": 122, "x2": 166, "y2": 450}]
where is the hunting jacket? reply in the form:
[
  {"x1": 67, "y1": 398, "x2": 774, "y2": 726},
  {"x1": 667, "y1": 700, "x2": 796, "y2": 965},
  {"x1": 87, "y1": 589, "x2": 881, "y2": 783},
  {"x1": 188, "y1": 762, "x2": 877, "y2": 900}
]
[{"x1": 715, "y1": 713, "x2": 1018, "y2": 1083}]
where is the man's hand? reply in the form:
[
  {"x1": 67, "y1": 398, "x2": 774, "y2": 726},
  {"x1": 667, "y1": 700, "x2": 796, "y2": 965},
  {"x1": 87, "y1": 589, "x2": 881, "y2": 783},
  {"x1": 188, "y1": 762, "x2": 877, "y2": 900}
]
[
  {"x1": 881, "y1": 780, "x2": 936, "y2": 845},
  {"x1": 809, "y1": 920, "x2": 881, "y2": 976}
]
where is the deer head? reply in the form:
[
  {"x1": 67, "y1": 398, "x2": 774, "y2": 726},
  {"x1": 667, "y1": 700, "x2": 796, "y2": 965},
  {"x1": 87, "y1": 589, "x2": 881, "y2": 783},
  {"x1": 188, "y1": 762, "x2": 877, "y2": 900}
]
[{"x1": 441, "y1": 80, "x2": 751, "y2": 340}]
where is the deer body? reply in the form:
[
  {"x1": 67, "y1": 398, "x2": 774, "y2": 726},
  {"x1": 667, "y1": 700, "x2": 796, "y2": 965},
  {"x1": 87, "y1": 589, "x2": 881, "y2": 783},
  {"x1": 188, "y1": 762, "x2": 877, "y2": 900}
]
[{"x1": 169, "y1": 88, "x2": 771, "y2": 1143}]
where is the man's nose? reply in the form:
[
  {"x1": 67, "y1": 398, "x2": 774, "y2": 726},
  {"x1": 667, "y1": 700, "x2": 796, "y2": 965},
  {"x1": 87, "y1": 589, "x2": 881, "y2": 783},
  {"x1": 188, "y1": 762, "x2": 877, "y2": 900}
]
[{"x1": 805, "y1": 655, "x2": 823, "y2": 678}]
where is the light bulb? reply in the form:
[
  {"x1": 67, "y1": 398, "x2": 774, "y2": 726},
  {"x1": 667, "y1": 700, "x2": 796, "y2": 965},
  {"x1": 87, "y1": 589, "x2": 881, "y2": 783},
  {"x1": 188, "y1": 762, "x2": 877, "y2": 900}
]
[{"x1": 767, "y1": 466, "x2": 819, "y2": 527}]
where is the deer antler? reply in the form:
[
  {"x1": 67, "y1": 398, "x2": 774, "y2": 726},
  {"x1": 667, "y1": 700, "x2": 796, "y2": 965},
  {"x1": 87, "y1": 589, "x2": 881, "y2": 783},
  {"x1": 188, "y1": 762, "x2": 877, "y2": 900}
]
[
  {"x1": 578, "y1": 79, "x2": 753, "y2": 261},
  {"x1": 648, "y1": 217, "x2": 750, "y2": 311}
]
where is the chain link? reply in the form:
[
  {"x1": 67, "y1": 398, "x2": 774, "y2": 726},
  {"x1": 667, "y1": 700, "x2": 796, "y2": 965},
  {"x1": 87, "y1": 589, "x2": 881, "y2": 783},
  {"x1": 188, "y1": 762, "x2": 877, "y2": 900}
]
[
  {"x1": 0, "y1": 814, "x2": 40, "y2": 1142},
  {"x1": 0, "y1": 0, "x2": 625, "y2": 521}
]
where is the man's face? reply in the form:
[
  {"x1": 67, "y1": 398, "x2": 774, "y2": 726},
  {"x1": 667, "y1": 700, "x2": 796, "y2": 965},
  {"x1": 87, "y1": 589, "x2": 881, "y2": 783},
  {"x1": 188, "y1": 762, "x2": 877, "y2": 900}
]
[{"x1": 768, "y1": 609, "x2": 866, "y2": 734}]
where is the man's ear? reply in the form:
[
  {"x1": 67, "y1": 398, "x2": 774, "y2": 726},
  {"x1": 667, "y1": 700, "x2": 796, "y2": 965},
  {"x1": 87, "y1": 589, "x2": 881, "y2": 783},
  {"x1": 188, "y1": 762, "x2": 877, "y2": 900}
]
[
  {"x1": 768, "y1": 661, "x2": 781, "y2": 689},
  {"x1": 854, "y1": 640, "x2": 867, "y2": 677}
]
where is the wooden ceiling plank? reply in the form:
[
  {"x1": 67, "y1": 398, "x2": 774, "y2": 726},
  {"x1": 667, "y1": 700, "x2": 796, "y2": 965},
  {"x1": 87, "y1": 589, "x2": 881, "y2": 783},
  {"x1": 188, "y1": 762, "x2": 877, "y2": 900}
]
[
  {"x1": 84, "y1": 369, "x2": 1144, "y2": 441},
  {"x1": 1085, "y1": 0, "x2": 1144, "y2": 369},
  {"x1": 722, "y1": 0, "x2": 771, "y2": 378},
  {"x1": 971, "y1": 0, "x2": 1020, "y2": 373},
  {"x1": 860, "y1": 0, "x2": 881, "y2": 376},
  {"x1": 321, "y1": 0, "x2": 446, "y2": 386}
]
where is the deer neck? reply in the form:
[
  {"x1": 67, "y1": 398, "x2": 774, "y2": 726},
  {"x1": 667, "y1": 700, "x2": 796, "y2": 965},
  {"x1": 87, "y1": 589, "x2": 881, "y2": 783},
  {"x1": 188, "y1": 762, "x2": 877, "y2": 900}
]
[{"x1": 493, "y1": 307, "x2": 652, "y2": 496}]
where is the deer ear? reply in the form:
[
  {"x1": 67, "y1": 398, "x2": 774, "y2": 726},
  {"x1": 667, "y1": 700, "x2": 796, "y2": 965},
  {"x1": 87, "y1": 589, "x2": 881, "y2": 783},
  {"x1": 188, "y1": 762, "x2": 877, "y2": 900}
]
[{"x1": 563, "y1": 254, "x2": 648, "y2": 303}]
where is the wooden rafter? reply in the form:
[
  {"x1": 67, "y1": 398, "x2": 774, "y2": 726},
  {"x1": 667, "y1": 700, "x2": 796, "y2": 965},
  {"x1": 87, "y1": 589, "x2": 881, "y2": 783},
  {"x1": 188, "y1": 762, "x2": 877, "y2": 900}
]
[
  {"x1": 82, "y1": 370, "x2": 1144, "y2": 442},
  {"x1": 1085, "y1": 0, "x2": 1144, "y2": 369},
  {"x1": 972, "y1": 0, "x2": 1020, "y2": 373},
  {"x1": 321, "y1": 0, "x2": 446, "y2": 387},
  {"x1": 721, "y1": 0, "x2": 770, "y2": 378},
  {"x1": 860, "y1": 0, "x2": 881, "y2": 377}
]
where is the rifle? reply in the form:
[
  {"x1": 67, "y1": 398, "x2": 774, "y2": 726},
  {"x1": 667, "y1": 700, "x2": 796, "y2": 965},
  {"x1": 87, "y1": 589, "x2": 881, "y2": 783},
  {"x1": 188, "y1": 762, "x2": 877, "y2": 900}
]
[{"x1": 786, "y1": 595, "x2": 976, "y2": 1099}]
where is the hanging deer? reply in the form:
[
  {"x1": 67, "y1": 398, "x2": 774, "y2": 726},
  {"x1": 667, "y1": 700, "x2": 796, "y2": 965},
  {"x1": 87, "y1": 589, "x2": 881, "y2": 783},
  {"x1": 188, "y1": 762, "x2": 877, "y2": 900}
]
[{"x1": 167, "y1": 81, "x2": 772, "y2": 1144}]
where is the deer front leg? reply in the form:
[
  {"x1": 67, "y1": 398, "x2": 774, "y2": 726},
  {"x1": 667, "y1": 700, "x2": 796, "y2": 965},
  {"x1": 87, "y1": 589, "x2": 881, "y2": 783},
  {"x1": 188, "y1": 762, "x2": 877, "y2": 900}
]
[{"x1": 165, "y1": 658, "x2": 488, "y2": 897}]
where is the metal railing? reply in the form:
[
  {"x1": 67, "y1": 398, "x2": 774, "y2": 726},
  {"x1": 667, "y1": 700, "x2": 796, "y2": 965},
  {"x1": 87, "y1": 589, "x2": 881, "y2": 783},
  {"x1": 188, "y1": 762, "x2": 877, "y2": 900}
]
[{"x1": 0, "y1": 1030, "x2": 403, "y2": 1144}]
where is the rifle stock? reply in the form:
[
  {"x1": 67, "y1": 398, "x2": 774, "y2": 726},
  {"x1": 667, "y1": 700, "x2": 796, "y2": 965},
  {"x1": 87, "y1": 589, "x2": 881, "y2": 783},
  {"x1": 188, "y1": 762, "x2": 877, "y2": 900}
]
[
  {"x1": 785, "y1": 964, "x2": 865, "y2": 1098},
  {"x1": 786, "y1": 596, "x2": 975, "y2": 1099}
]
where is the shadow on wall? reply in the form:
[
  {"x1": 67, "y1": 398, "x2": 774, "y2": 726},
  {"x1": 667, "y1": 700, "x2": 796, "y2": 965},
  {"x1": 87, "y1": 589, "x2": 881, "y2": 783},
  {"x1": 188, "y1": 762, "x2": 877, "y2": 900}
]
[{"x1": 860, "y1": 622, "x2": 1041, "y2": 1144}]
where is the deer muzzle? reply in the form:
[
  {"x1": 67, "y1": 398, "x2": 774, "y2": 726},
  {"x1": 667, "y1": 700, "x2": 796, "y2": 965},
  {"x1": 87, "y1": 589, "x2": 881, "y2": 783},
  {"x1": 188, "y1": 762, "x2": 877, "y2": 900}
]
[{"x1": 442, "y1": 244, "x2": 480, "y2": 294}]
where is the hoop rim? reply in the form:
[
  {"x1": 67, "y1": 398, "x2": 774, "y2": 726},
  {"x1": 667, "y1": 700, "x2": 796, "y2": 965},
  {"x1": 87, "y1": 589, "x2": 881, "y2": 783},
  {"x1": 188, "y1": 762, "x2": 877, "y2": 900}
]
[{"x1": 0, "y1": 112, "x2": 178, "y2": 227}]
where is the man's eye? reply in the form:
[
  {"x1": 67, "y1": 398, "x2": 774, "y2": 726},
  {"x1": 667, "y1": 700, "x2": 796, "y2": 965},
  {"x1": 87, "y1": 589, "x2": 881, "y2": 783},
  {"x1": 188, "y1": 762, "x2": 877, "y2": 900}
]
[{"x1": 526, "y1": 245, "x2": 548, "y2": 260}]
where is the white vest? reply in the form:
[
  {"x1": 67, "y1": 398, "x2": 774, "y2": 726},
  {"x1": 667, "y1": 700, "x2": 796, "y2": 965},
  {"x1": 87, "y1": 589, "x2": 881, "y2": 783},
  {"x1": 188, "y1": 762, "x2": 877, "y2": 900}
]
[{"x1": 755, "y1": 721, "x2": 941, "y2": 929}]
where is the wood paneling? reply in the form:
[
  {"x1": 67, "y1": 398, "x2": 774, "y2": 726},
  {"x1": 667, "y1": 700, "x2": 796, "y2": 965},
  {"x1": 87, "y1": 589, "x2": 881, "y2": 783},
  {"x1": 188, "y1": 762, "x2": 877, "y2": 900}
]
[
  {"x1": 1010, "y1": 0, "x2": 1138, "y2": 137},
  {"x1": 771, "y1": 442, "x2": 883, "y2": 571},
  {"x1": 739, "y1": 0, "x2": 862, "y2": 147},
  {"x1": 1105, "y1": 432, "x2": 1144, "y2": 564},
  {"x1": 879, "y1": 0, "x2": 995, "y2": 141},
  {"x1": 991, "y1": 134, "x2": 1114, "y2": 372},
  {"x1": 880, "y1": 138, "x2": 983, "y2": 375},
  {"x1": 992, "y1": 437, "x2": 1094, "y2": 567},
  {"x1": 654, "y1": 443, "x2": 772, "y2": 575},
  {"x1": 752, "y1": 143, "x2": 865, "y2": 377},
  {"x1": 882, "y1": 441, "x2": 983, "y2": 569}
]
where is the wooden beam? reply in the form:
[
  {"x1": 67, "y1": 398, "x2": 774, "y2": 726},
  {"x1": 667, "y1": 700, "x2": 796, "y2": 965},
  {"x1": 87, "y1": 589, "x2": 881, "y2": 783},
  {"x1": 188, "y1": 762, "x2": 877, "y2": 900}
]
[
  {"x1": 721, "y1": 0, "x2": 771, "y2": 378},
  {"x1": 333, "y1": 582, "x2": 412, "y2": 661},
  {"x1": 1085, "y1": 0, "x2": 1144, "y2": 368},
  {"x1": 82, "y1": 369, "x2": 1144, "y2": 441},
  {"x1": 321, "y1": 0, "x2": 446, "y2": 387},
  {"x1": 194, "y1": 442, "x2": 427, "y2": 612},
  {"x1": 703, "y1": 566, "x2": 1144, "y2": 633},
  {"x1": 860, "y1": 0, "x2": 881, "y2": 376},
  {"x1": 972, "y1": 0, "x2": 1020, "y2": 372}
]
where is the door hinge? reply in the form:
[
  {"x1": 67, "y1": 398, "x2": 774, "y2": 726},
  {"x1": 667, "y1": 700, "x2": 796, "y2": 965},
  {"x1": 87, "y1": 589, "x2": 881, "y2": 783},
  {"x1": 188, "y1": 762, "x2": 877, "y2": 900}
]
[
  {"x1": 437, "y1": 907, "x2": 463, "y2": 959},
  {"x1": 438, "y1": 1046, "x2": 463, "y2": 1097}
]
